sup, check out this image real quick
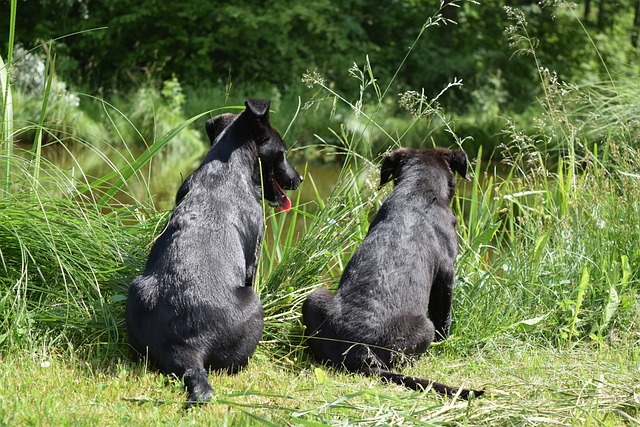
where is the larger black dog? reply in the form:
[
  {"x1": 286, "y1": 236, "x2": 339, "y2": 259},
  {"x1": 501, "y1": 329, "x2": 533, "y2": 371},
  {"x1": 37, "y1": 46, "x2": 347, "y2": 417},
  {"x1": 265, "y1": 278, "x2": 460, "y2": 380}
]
[
  {"x1": 126, "y1": 99, "x2": 302, "y2": 408},
  {"x1": 302, "y1": 147, "x2": 483, "y2": 398}
]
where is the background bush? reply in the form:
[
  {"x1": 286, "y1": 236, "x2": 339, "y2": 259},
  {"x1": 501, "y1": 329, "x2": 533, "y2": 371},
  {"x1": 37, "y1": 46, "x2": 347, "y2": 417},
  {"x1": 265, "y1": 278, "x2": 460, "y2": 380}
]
[{"x1": 4, "y1": 0, "x2": 640, "y2": 114}]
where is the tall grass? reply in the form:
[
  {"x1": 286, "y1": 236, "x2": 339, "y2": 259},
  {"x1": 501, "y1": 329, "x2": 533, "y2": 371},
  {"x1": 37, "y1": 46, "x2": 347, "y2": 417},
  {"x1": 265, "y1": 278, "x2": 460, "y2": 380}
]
[
  {"x1": 0, "y1": 24, "x2": 219, "y2": 356},
  {"x1": 259, "y1": 158, "x2": 379, "y2": 361},
  {"x1": 447, "y1": 8, "x2": 640, "y2": 351}
]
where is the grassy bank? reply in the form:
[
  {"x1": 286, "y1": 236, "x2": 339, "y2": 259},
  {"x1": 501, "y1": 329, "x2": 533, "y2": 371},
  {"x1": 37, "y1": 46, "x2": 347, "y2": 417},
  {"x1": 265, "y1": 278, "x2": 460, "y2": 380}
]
[
  {"x1": 2, "y1": 3, "x2": 639, "y2": 426},
  {"x1": 0, "y1": 341, "x2": 638, "y2": 426}
]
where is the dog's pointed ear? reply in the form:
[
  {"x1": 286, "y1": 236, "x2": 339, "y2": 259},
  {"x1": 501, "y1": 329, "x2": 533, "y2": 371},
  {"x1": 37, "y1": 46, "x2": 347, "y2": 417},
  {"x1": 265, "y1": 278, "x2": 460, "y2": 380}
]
[
  {"x1": 380, "y1": 151, "x2": 402, "y2": 187},
  {"x1": 205, "y1": 113, "x2": 236, "y2": 145},
  {"x1": 205, "y1": 119, "x2": 216, "y2": 143},
  {"x1": 245, "y1": 99, "x2": 270, "y2": 121},
  {"x1": 448, "y1": 149, "x2": 470, "y2": 181}
]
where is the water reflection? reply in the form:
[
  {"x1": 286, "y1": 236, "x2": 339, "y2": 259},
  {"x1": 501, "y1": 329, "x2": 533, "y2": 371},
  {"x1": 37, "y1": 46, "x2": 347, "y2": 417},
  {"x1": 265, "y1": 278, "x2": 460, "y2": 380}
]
[{"x1": 38, "y1": 140, "x2": 343, "y2": 212}]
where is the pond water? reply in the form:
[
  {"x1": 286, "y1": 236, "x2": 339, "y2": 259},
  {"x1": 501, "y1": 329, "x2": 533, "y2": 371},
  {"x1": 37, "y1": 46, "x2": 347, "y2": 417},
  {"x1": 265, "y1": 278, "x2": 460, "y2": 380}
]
[
  {"x1": 153, "y1": 160, "x2": 345, "y2": 213},
  {"x1": 37, "y1": 141, "x2": 500, "y2": 226},
  {"x1": 37, "y1": 141, "x2": 344, "y2": 212}
]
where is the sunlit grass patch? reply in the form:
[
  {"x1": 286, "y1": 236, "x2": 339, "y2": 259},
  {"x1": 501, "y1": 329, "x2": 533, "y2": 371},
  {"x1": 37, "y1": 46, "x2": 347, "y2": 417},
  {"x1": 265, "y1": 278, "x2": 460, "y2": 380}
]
[{"x1": 0, "y1": 342, "x2": 637, "y2": 426}]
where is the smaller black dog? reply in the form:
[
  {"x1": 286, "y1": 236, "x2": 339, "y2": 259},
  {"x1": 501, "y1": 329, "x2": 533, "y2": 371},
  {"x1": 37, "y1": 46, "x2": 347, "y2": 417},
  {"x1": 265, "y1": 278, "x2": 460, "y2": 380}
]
[
  {"x1": 302, "y1": 147, "x2": 483, "y2": 399},
  {"x1": 126, "y1": 99, "x2": 302, "y2": 408}
]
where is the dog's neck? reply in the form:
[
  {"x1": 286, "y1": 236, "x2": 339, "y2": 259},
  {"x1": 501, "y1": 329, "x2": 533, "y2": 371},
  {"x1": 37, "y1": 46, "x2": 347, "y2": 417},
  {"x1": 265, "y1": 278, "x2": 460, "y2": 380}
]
[
  {"x1": 190, "y1": 125, "x2": 262, "y2": 203},
  {"x1": 207, "y1": 124, "x2": 258, "y2": 162},
  {"x1": 394, "y1": 166, "x2": 453, "y2": 206}
]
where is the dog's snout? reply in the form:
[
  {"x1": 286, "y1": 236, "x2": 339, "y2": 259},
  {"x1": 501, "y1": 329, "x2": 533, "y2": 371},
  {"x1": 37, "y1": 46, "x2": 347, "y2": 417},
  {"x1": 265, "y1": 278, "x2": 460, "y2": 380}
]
[{"x1": 289, "y1": 174, "x2": 303, "y2": 191}]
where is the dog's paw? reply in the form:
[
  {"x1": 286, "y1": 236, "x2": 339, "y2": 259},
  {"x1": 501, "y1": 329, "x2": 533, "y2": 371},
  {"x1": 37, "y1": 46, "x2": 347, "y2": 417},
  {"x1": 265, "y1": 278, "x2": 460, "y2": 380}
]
[{"x1": 184, "y1": 387, "x2": 214, "y2": 410}]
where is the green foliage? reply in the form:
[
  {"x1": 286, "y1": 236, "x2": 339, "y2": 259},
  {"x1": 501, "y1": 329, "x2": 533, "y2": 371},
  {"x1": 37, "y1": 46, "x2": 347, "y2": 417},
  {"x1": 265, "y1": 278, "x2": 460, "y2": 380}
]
[
  {"x1": 5, "y1": 0, "x2": 640, "y2": 160},
  {"x1": 4, "y1": 0, "x2": 640, "y2": 115},
  {"x1": 0, "y1": 176, "x2": 149, "y2": 352},
  {"x1": 450, "y1": 65, "x2": 640, "y2": 352}
]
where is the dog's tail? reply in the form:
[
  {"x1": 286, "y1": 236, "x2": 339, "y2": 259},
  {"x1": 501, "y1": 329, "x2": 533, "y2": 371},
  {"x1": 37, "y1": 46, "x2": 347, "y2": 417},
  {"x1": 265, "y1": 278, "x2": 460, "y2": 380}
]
[{"x1": 364, "y1": 366, "x2": 484, "y2": 399}]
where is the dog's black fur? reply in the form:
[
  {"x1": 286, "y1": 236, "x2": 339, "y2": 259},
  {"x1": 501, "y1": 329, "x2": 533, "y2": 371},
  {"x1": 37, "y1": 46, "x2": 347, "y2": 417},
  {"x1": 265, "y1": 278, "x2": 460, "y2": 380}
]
[
  {"x1": 126, "y1": 99, "x2": 302, "y2": 408},
  {"x1": 175, "y1": 112, "x2": 239, "y2": 205},
  {"x1": 302, "y1": 147, "x2": 483, "y2": 399}
]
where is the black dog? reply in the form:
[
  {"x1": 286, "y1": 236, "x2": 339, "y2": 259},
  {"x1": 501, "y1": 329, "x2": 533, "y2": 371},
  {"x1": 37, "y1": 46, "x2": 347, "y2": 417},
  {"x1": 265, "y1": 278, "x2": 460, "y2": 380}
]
[
  {"x1": 126, "y1": 99, "x2": 303, "y2": 408},
  {"x1": 302, "y1": 147, "x2": 483, "y2": 399}
]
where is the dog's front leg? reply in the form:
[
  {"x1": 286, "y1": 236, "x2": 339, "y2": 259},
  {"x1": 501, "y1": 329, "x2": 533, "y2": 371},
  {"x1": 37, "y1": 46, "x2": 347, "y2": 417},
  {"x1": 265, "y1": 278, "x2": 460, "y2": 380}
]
[
  {"x1": 244, "y1": 230, "x2": 263, "y2": 287},
  {"x1": 428, "y1": 271, "x2": 454, "y2": 341},
  {"x1": 183, "y1": 367, "x2": 214, "y2": 409}
]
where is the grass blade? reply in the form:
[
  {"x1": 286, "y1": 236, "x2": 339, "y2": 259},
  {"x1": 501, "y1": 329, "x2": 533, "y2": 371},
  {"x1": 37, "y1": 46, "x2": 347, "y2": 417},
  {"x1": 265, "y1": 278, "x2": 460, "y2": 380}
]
[
  {"x1": 1, "y1": 0, "x2": 16, "y2": 194},
  {"x1": 93, "y1": 110, "x2": 211, "y2": 206},
  {"x1": 31, "y1": 45, "x2": 55, "y2": 183},
  {"x1": 0, "y1": 57, "x2": 13, "y2": 194}
]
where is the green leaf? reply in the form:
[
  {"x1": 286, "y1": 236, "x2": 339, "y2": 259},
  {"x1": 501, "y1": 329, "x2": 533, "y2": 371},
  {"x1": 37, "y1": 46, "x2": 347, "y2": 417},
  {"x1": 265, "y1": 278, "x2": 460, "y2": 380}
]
[
  {"x1": 567, "y1": 267, "x2": 589, "y2": 344},
  {"x1": 110, "y1": 294, "x2": 127, "y2": 303},
  {"x1": 472, "y1": 221, "x2": 502, "y2": 248},
  {"x1": 620, "y1": 255, "x2": 630, "y2": 288},
  {"x1": 532, "y1": 231, "x2": 549, "y2": 268},
  {"x1": 515, "y1": 315, "x2": 547, "y2": 331},
  {"x1": 600, "y1": 286, "x2": 619, "y2": 333},
  {"x1": 314, "y1": 367, "x2": 328, "y2": 385}
]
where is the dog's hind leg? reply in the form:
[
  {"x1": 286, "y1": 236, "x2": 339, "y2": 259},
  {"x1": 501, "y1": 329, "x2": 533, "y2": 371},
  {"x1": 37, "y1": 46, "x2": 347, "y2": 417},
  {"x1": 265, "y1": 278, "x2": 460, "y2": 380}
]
[
  {"x1": 302, "y1": 288, "x2": 343, "y2": 364},
  {"x1": 386, "y1": 314, "x2": 435, "y2": 356}
]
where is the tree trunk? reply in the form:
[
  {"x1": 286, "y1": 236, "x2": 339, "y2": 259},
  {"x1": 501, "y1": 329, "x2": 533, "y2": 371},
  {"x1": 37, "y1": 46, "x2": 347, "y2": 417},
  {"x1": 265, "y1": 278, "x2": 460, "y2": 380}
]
[
  {"x1": 584, "y1": 0, "x2": 591, "y2": 21},
  {"x1": 633, "y1": 0, "x2": 640, "y2": 47},
  {"x1": 597, "y1": 0, "x2": 606, "y2": 29}
]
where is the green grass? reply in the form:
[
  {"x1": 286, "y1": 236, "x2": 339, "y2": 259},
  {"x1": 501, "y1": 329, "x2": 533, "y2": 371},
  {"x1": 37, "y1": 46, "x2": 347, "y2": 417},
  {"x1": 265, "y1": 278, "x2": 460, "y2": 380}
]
[
  {"x1": 0, "y1": 340, "x2": 638, "y2": 426},
  {"x1": 2, "y1": 2, "x2": 640, "y2": 425}
]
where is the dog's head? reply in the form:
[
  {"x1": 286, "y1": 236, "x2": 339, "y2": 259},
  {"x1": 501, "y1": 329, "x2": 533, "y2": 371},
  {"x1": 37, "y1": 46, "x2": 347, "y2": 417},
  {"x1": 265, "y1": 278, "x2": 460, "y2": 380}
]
[
  {"x1": 205, "y1": 99, "x2": 303, "y2": 212},
  {"x1": 380, "y1": 147, "x2": 469, "y2": 200}
]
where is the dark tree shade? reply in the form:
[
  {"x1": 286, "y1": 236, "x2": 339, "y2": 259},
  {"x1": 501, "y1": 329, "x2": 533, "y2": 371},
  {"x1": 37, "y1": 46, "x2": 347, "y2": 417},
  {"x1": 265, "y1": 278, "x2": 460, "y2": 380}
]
[{"x1": 2, "y1": 0, "x2": 638, "y2": 112}]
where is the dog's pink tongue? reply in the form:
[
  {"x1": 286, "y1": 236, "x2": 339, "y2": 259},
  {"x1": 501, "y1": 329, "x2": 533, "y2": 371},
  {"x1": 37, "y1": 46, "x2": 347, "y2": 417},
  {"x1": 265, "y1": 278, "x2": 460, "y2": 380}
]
[{"x1": 280, "y1": 195, "x2": 292, "y2": 213}]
